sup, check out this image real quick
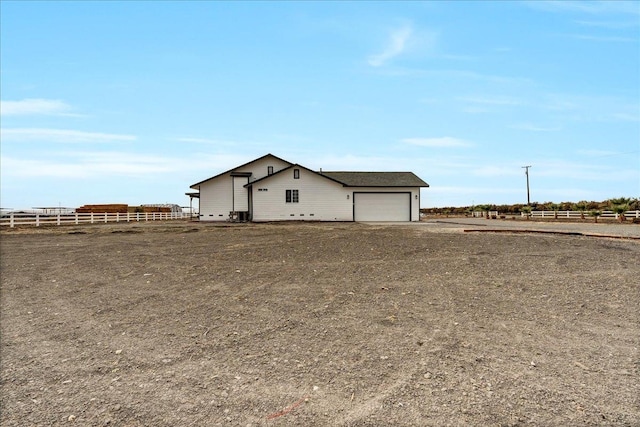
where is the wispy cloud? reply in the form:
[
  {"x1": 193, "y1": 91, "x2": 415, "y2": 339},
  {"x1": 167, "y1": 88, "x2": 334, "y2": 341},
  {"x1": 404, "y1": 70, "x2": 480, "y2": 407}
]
[
  {"x1": 526, "y1": 1, "x2": 640, "y2": 16},
  {"x1": 1, "y1": 99, "x2": 76, "y2": 116},
  {"x1": 439, "y1": 70, "x2": 533, "y2": 85},
  {"x1": 541, "y1": 93, "x2": 640, "y2": 122},
  {"x1": 577, "y1": 149, "x2": 638, "y2": 158},
  {"x1": 569, "y1": 34, "x2": 637, "y2": 43},
  {"x1": 575, "y1": 20, "x2": 640, "y2": 29},
  {"x1": 461, "y1": 106, "x2": 491, "y2": 114},
  {"x1": 459, "y1": 96, "x2": 523, "y2": 106},
  {"x1": 577, "y1": 149, "x2": 620, "y2": 157},
  {"x1": 471, "y1": 166, "x2": 522, "y2": 177},
  {"x1": 368, "y1": 67, "x2": 533, "y2": 86},
  {"x1": 1, "y1": 153, "x2": 171, "y2": 178},
  {"x1": 0, "y1": 151, "x2": 247, "y2": 179},
  {"x1": 368, "y1": 25, "x2": 413, "y2": 67},
  {"x1": 608, "y1": 112, "x2": 640, "y2": 122},
  {"x1": 459, "y1": 95, "x2": 524, "y2": 114},
  {"x1": 534, "y1": 158, "x2": 637, "y2": 181},
  {"x1": 402, "y1": 137, "x2": 472, "y2": 148},
  {"x1": 510, "y1": 123, "x2": 562, "y2": 132},
  {"x1": 1, "y1": 128, "x2": 136, "y2": 143},
  {"x1": 176, "y1": 137, "x2": 237, "y2": 145}
]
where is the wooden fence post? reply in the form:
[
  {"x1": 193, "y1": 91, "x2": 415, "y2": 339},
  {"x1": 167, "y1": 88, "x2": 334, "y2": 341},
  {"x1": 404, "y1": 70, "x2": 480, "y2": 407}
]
[
  {"x1": 36, "y1": 213, "x2": 40, "y2": 227},
  {"x1": 10, "y1": 213, "x2": 14, "y2": 228}
]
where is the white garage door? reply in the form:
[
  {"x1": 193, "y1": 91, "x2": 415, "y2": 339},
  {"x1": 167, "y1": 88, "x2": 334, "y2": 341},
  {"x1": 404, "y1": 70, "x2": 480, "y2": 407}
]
[{"x1": 354, "y1": 192, "x2": 411, "y2": 222}]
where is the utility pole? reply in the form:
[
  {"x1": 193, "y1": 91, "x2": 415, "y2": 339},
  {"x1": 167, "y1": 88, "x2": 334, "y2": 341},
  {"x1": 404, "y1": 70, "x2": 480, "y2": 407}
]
[{"x1": 522, "y1": 165, "x2": 531, "y2": 206}]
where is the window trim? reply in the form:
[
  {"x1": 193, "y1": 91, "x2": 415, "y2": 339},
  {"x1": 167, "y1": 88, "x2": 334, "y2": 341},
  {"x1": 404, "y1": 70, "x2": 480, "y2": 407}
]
[
  {"x1": 285, "y1": 189, "x2": 299, "y2": 203},
  {"x1": 293, "y1": 168, "x2": 300, "y2": 179},
  {"x1": 267, "y1": 166, "x2": 274, "y2": 175}
]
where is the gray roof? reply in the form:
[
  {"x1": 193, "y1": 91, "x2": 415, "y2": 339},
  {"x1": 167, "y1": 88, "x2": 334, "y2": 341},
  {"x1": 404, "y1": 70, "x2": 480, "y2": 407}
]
[{"x1": 321, "y1": 171, "x2": 429, "y2": 187}]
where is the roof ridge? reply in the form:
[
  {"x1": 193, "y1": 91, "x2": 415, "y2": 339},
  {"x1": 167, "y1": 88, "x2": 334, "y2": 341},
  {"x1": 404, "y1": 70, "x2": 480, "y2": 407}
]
[{"x1": 190, "y1": 153, "x2": 292, "y2": 188}]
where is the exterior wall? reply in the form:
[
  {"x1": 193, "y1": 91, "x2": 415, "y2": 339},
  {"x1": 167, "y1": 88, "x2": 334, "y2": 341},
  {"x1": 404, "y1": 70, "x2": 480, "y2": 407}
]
[
  {"x1": 251, "y1": 168, "x2": 352, "y2": 221},
  {"x1": 198, "y1": 173, "x2": 233, "y2": 220},
  {"x1": 195, "y1": 155, "x2": 424, "y2": 222},
  {"x1": 197, "y1": 155, "x2": 290, "y2": 221},
  {"x1": 232, "y1": 176, "x2": 249, "y2": 211},
  {"x1": 245, "y1": 156, "x2": 291, "y2": 183}
]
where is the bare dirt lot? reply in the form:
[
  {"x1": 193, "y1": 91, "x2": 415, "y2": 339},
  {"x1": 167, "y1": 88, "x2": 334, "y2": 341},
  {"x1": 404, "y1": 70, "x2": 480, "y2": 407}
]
[{"x1": 1, "y1": 222, "x2": 638, "y2": 426}]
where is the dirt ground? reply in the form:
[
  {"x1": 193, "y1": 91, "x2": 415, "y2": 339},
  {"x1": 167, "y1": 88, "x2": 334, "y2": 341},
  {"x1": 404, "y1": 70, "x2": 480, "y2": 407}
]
[{"x1": 1, "y1": 221, "x2": 638, "y2": 426}]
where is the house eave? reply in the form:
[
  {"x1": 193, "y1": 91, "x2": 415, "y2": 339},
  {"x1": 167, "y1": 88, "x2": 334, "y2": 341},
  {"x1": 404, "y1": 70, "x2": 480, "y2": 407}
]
[{"x1": 189, "y1": 153, "x2": 292, "y2": 189}]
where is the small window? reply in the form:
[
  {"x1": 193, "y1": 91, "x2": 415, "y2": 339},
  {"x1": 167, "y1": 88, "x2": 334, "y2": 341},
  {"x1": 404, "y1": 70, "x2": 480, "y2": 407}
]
[
  {"x1": 268, "y1": 166, "x2": 274, "y2": 175},
  {"x1": 285, "y1": 189, "x2": 299, "y2": 203},
  {"x1": 293, "y1": 169, "x2": 300, "y2": 179}
]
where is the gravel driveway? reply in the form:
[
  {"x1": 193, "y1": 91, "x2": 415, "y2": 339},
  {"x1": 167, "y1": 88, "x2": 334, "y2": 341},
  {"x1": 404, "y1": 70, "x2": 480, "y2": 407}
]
[{"x1": 371, "y1": 218, "x2": 640, "y2": 239}]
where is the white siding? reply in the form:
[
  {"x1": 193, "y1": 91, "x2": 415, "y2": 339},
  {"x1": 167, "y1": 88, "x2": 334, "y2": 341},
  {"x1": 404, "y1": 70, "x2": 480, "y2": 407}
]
[
  {"x1": 195, "y1": 154, "x2": 424, "y2": 222},
  {"x1": 245, "y1": 156, "x2": 291, "y2": 182},
  {"x1": 251, "y1": 171, "x2": 423, "y2": 222},
  {"x1": 197, "y1": 155, "x2": 291, "y2": 221},
  {"x1": 232, "y1": 176, "x2": 249, "y2": 211},
  {"x1": 252, "y1": 168, "x2": 352, "y2": 221},
  {"x1": 199, "y1": 174, "x2": 233, "y2": 221}
]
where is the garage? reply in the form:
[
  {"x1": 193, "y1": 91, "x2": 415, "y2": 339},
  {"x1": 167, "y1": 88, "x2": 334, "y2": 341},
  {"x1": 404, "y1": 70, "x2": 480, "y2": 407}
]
[{"x1": 353, "y1": 192, "x2": 411, "y2": 222}]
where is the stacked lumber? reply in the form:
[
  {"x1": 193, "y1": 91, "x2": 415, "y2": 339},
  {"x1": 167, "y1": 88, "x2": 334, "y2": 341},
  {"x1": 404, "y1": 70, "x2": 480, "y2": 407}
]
[
  {"x1": 76, "y1": 204, "x2": 128, "y2": 213},
  {"x1": 126, "y1": 206, "x2": 172, "y2": 213},
  {"x1": 140, "y1": 206, "x2": 170, "y2": 213}
]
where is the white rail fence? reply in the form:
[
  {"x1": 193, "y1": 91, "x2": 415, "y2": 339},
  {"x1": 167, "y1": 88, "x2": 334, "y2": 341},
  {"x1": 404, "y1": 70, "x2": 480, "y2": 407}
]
[
  {"x1": 1, "y1": 211, "x2": 191, "y2": 228},
  {"x1": 521, "y1": 210, "x2": 640, "y2": 219},
  {"x1": 472, "y1": 211, "x2": 499, "y2": 218},
  {"x1": 470, "y1": 210, "x2": 640, "y2": 220}
]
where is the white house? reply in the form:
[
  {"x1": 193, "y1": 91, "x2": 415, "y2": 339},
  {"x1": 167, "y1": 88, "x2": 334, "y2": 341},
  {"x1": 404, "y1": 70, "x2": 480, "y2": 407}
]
[{"x1": 188, "y1": 154, "x2": 429, "y2": 222}]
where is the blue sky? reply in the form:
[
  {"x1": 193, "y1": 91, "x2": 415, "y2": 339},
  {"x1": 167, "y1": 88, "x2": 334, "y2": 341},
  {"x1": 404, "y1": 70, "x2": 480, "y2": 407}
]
[{"x1": 1, "y1": 1, "x2": 638, "y2": 209}]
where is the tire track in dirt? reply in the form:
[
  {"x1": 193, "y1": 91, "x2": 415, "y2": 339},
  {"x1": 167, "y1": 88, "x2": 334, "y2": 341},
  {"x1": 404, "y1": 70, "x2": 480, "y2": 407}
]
[{"x1": 325, "y1": 366, "x2": 418, "y2": 426}]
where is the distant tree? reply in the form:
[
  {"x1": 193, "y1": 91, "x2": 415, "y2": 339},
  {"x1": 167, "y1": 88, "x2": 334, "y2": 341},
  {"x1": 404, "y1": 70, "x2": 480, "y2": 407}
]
[
  {"x1": 549, "y1": 203, "x2": 561, "y2": 219},
  {"x1": 521, "y1": 206, "x2": 532, "y2": 220},
  {"x1": 476, "y1": 204, "x2": 492, "y2": 218},
  {"x1": 589, "y1": 210, "x2": 601, "y2": 223},
  {"x1": 530, "y1": 201, "x2": 542, "y2": 211},
  {"x1": 560, "y1": 201, "x2": 573, "y2": 211},
  {"x1": 574, "y1": 201, "x2": 588, "y2": 220},
  {"x1": 586, "y1": 200, "x2": 600, "y2": 210},
  {"x1": 423, "y1": 198, "x2": 636, "y2": 220},
  {"x1": 512, "y1": 204, "x2": 525, "y2": 215},
  {"x1": 609, "y1": 197, "x2": 632, "y2": 222}
]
